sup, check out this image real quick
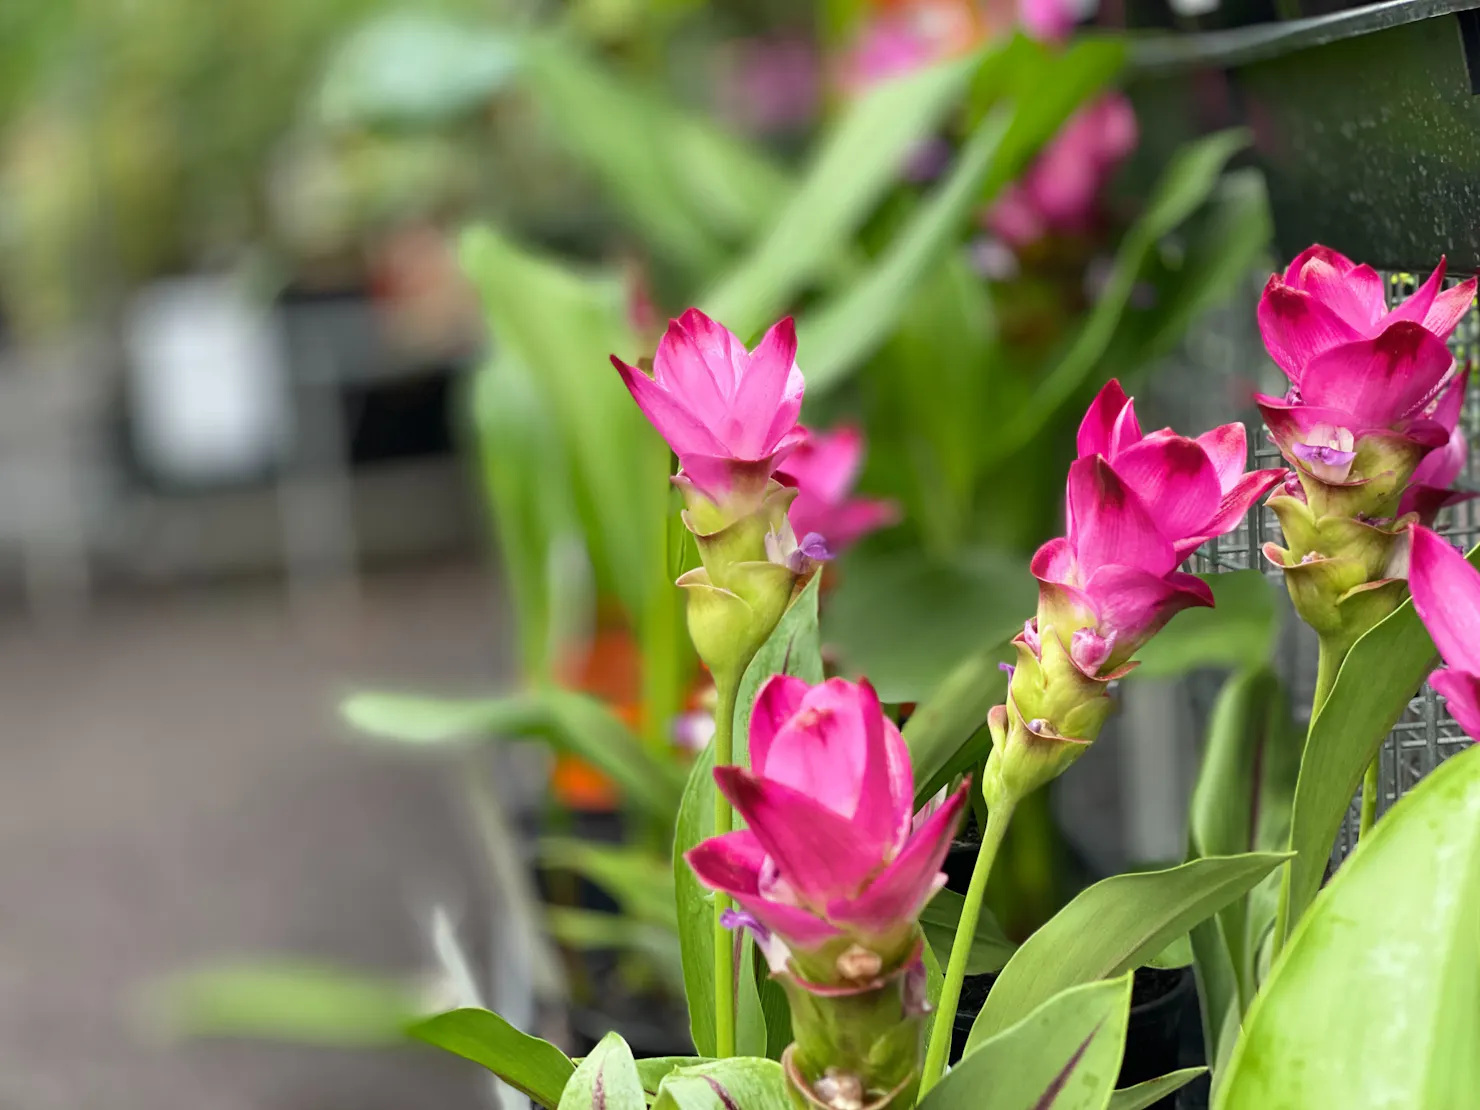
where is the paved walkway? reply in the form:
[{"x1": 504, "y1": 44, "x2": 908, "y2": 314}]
[{"x1": 0, "y1": 563, "x2": 508, "y2": 1109}]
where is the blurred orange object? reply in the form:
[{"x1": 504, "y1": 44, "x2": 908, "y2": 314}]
[{"x1": 550, "y1": 625, "x2": 641, "y2": 812}]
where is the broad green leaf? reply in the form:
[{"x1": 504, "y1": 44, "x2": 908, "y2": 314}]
[
  {"x1": 341, "y1": 692, "x2": 543, "y2": 744},
  {"x1": 537, "y1": 688, "x2": 688, "y2": 818},
  {"x1": 636, "y1": 1057, "x2": 708, "y2": 1095},
  {"x1": 146, "y1": 961, "x2": 417, "y2": 1046},
  {"x1": 979, "y1": 128, "x2": 1251, "y2": 470},
  {"x1": 1279, "y1": 540, "x2": 1480, "y2": 940},
  {"x1": 674, "y1": 575, "x2": 823, "y2": 1056},
  {"x1": 1144, "y1": 933, "x2": 1194, "y2": 969},
  {"x1": 653, "y1": 1057, "x2": 789, "y2": 1110},
  {"x1": 560, "y1": 1032, "x2": 645, "y2": 1110},
  {"x1": 733, "y1": 572, "x2": 825, "y2": 765},
  {"x1": 316, "y1": 12, "x2": 519, "y2": 128},
  {"x1": 920, "y1": 888, "x2": 1017, "y2": 975},
  {"x1": 925, "y1": 975, "x2": 1133, "y2": 1110},
  {"x1": 823, "y1": 545, "x2": 1035, "y2": 703},
  {"x1": 1217, "y1": 744, "x2": 1480, "y2": 1109},
  {"x1": 539, "y1": 838, "x2": 676, "y2": 926},
  {"x1": 520, "y1": 37, "x2": 790, "y2": 274},
  {"x1": 673, "y1": 746, "x2": 717, "y2": 1056},
  {"x1": 798, "y1": 108, "x2": 1009, "y2": 396},
  {"x1": 753, "y1": 939, "x2": 793, "y2": 1061},
  {"x1": 1109, "y1": 1069, "x2": 1207, "y2": 1110},
  {"x1": 410, "y1": 1008, "x2": 575, "y2": 1109},
  {"x1": 905, "y1": 643, "x2": 1013, "y2": 807},
  {"x1": 704, "y1": 54, "x2": 979, "y2": 338},
  {"x1": 736, "y1": 930, "x2": 769, "y2": 1059},
  {"x1": 1188, "y1": 668, "x2": 1300, "y2": 1025},
  {"x1": 459, "y1": 226, "x2": 668, "y2": 636},
  {"x1": 969, "y1": 852, "x2": 1288, "y2": 1047},
  {"x1": 1132, "y1": 573, "x2": 1280, "y2": 679}
]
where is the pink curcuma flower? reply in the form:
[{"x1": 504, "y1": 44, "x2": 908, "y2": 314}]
[
  {"x1": 686, "y1": 676, "x2": 968, "y2": 966},
  {"x1": 1028, "y1": 381, "x2": 1282, "y2": 673},
  {"x1": 612, "y1": 309, "x2": 805, "y2": 501},
  {"x1": 1256, "y1": 248, "x2": 1476, "y2": 503},
  {"x1": 775, "y1": 426, "x2": 900, "y2": 554},
  {"x1": 1075, "y1": 380, "x2": 1286, "y2": 560},
  {"x1": 1258, "y1": 246, "x2": 1475, "y2": 384},
  {"x1": 1407, "y1": 525, "x2": 1480, "y2": 739},
  {"x1": 985, "y1": 95, "x2": 1138, "y2": 250}
]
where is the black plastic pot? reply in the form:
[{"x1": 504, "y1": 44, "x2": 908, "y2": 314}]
[{"x1": 1127, "y1": 0, "x2": 1480, "y2": 271}]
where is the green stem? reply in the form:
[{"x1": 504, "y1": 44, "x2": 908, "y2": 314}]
[
  {"x1": 1359, "y1": 756, "x2": 1380, "y2": 839},
  {"x1": 712, "y1": 676, "x2": 740, "y2": 1058},
  {"x1": 1272, "y1": 636, "x2": 1345, "y2": 957},
  {"x1": 917, "y1": 794, "x2": 1017, "y2": 1097}
]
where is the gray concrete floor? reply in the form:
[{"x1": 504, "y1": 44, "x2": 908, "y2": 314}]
[{"x1": 0, "y1": 561, "x2": 508, "y2": 1109}]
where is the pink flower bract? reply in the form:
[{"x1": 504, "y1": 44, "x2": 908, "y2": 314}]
[
  {"x1": 1408, "y1": 524, "x2": 1480, "y2": 740},
  {"x1": 686, "y1": 676, "x2": 967, "y2": 954},
  {"x1": 776, "y1": 426, "x2": 899, "y2": 553}
]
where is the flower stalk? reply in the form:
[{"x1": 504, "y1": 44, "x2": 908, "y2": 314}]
[{"x1": 710, "y1": 676, "x2": 740, "y2": 1058}]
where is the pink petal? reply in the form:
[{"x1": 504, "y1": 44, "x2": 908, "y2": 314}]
[
  {"x1": 1031, "y1": 535, "x2": 1078, "y2": 586},
  {"x1": 1018, "y1": 0, "x2": 1076, "y2": 41},
  {"x1": 1381, "y1": 258, "x2": 1445, "y2": 333},
  {"x1": 685, "y1": 830, "x2": 841, "y2": 948},
  {"x1": 1195, "y1": 423, "x2": 1248, "y2": 493},
  {"x1": 1172, "y1": 467, "x2": 1286, "y2": 559},
  {"x1": 986, "y1": 185, "x2": 1047, "y2": 248},
  {"x1": 1258, "y1": 279, "x2": 1364, "y2": 382},
  {"x1": 778, "y1": 425, "x2": 865, "y2": 504},
  {"x1": 761, "y1": 677, "x2": 870, "y2": 821},
  {"x1": 1254, "y1": 394, "x2": 1372, "y2": 454},
  {"x1": 1109, "y1": 436, "x2": 1224, "y2": 544},
  {"x1": 1408, "y1": 525, "x2": 1480, "y2": 674},
  {"x1": 1076, "y1": 380, "x2": 1132, "y2": 459},
  {"x1": 826, "y1": 785, "x2": 968, "y2": 935},
  {"x1": 714, "y1": 767, "x2": 881, "y2": 902},
  {"x1": 1298, "y1": 255, "x2": 1387, "y2": 331},
  {"x1": 1300, "y1": 324, "x2": 1456, "y2": 426},
  {"x1": 748, "y1": 674, "x2": 811, "y2": 777},
  {"x1": 653, "y1": 320, "x2": 735, "y2": 424},
  {"x1": 1398, "y1": 485, "x2": 1476, "y2": 527},
  {"x1": 1083, "y1": 566, "x2": 1213, "y2": 653},
  {"x1": 611, "y1": 355, "x2": 728, "y2": 458},
  {"x1": 672, "y1": 308, "x2": 748, "y2": 394},
  {"x1": 732, "y1": 317, "x2": 802, "y2": 458},
  {"x1": 1283, "y1": 244, "x2": 1357, "y2": 286},
  {"x1": 819, "y1": 498, "x2": 900, "y2": 550},
  {"x1": 1409, "y1": 424, "x2": 1465, "y2": 491},
  {"x1": 1422, "y1": 276, "x2": 1477, "y2": 340},
  {"x1": 1430, "y1": 668, "x2": 1480, "y2": 742}
]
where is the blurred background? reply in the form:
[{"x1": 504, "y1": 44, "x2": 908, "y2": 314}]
[{"x1": 0, "y1": 0, "x2": 1382, "y2": 1104}]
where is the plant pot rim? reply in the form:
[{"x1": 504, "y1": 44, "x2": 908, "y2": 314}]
[{"x1": 1127, "y1": 0, "x2": 1478, "y2": 75}]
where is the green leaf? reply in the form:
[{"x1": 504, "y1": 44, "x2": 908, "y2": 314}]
[
  {"x1": 1216, "y1": 744, "x2": 1480, "y2": 1109},
  {"x1": 736, "y1": 930, "x2": 769, "y2": 1059},
  {"x1": 1109, "y1": 1069, "x2": 1207, "y2": 1110},
  {"x1": 733, "y1": 572, "x2": 825, "y2": 766},
  {"x1": 905, "y1": 643, "x2": 1014, "y2": 807},
  {"x1": 968, "y1": 852, "x2": 1289, "y2": 1048},
  {"x1": 340, "y1": 691, "x2": 544, "y2": 744},
  {"x1": 823, "y1": 545, "x2": 1035, "y2": 703},
  {"x1": 1188, "y1": 668, "x2": 1301, "y2": 1024},
  {"x1": 537, "y1": 688, "x2": 688, "y2": 818},
  {"x1": 519, "y1": 37, "x2": 790, "y2": 275},
  {"x1": 559, "y1": 1032, "x2": 645, "y2": 1110},
  {"x1": 459, "y1": 226, "x2": 668, "y2": 635},
  {"x1": 636, "y1": 1058, "x2": 708, "y2": 1095},
  {"x1": 145, "y1": 961, "x2": 418, "y2": 1047},
  {"x1": 703, "y1": 54, "x2": 979, "y2": 339},
  {"x1": 1131, "y1": 572, "x2": 1280, "y2": 679},
  {"x1": 673, "y1": 745, "x2": 717, "y2": 1057},
  {"x1": 545, "y1": 908, "x2": 684, "y2": 994},
  {"x1": 1143, "y1": 934, "x2": 1194, "y2": 969},
  {"x1": 753, "y1": 937, "x2": 793, "y2": 1060},
  {"x1": 316, "y1": 12, "x2": 520, "y2": 128},
  {"x1": 1280, "y1": 540, "x2": 1480, "y2": 939},
  {"x1": 539, "y1": 838, "x2": 676, "y2": 927},
  {"x1": 924, "y1": 975, "x2": 1133, "y2": 1110},
  {"x1": 410, "y1": 1008, "x2": 576, "y2": 1109},
  {"x1": 920, "y1": 889, "x2": 1017, "y2": 975},
  {"x1": 653, "y1": 1057, "x2": 789, "y2": 1110},
  {"x1": 978, "y1": 128, "x2": 1251, "y2": 471}
]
